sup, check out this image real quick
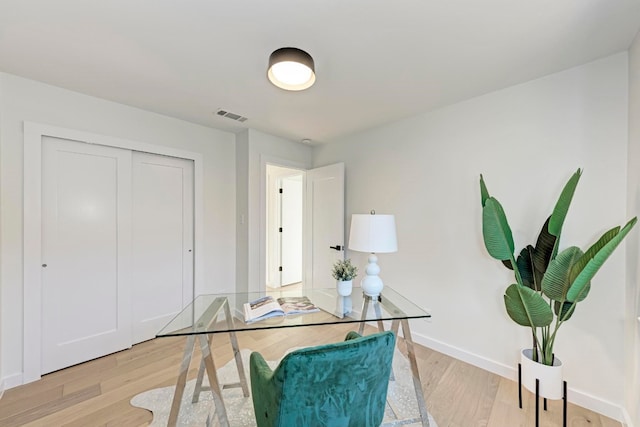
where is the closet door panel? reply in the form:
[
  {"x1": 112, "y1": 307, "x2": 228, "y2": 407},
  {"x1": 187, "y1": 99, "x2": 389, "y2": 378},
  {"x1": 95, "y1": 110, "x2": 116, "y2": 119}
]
[
  {"x1": 42, "y1": 137, "x2": 132, "y2": 374},
  {"x1": 132, "y1": 152, "x2": 194, "y2": 344}
]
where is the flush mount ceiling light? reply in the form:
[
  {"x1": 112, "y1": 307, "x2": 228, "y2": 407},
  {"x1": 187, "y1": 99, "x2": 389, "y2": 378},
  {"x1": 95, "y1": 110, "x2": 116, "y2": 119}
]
[{"x1": 267, "y1": 47, "x2": 316, "y2": 91}]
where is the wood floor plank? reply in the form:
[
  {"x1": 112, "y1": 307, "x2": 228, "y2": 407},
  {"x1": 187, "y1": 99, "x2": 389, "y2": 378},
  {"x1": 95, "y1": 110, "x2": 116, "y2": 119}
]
[
  {"x1": 487, "y1": 377, "x2": 529, "y2": 426},
  {"x1": 0, "y1": 384, "x2": 63, "y2": 418},
  {"x1": 0, "y1": 384, "x2": 100, "y2": 427},
  {"x1": 417, "y1": 350, "x2": 456, "y2": 402},
  {"x1": 62, "y1": 399, "x2": 152, "y2": 427}
]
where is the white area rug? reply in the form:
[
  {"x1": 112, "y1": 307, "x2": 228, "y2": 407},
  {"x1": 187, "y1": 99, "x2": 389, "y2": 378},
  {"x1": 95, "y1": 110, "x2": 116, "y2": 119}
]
[{"x1": 131, "y1": 348, "x2": 438, "y2": 427}]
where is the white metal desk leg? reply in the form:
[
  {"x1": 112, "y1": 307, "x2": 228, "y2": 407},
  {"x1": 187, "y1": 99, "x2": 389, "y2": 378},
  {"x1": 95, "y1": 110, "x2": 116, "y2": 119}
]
[
  {"x1": 168, "y1": 336, "x2": 196, "y2": 427},
  {"x1": 391, "y1": 319, "x2": 400, "y2": 336},
  {"x1": 223, "y1": 300, "x2": 250, "y2": 397},
  {"x1": 373, "y1": 299, "x2": 385, "y2": 331},
  {"x1": 400, "y1": 318, "x2": 430, "y2": 427},
  {"x1": 388, "y1": 318, "x2": 401, "y2": 382},
  {"x1": 192, "y1": 358, "x2": 206, "y2": 403},
  {"x1": 358, "y1": 296, "x2": 371, "y2": 334},
  {"x1": 198, "y1": 334, "x2": 230, "y2": 427}
]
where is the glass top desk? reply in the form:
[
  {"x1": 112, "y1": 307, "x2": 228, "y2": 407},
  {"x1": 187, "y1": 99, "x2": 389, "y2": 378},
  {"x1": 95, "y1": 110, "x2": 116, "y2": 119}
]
[{"x1": 157, "y1": 286, "x2": 432, "y2": 427}]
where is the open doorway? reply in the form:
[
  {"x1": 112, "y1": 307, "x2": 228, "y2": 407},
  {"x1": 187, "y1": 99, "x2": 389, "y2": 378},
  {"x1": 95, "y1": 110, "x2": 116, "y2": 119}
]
[
  {"x1": 266, "y1": 165, "x2": 304, "y2": 288},
  {"x1": 260, "y1": 161, "x2": 345, "y2": 293}
]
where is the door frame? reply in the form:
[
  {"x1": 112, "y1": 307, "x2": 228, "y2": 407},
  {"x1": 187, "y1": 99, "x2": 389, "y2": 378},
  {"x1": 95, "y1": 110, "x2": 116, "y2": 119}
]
[
  {"x1": 257, "y1": 155, "x2": 307, "y2": 293},
  {"x1": 23, "y1": 121, "x2": 204, "y2": 384},
  {"x1": 278, "y1": 173, "x2": 304, "y2": 286},
  {"x1": 265, "y1": 165, "x2": 305, "y2": 288}
]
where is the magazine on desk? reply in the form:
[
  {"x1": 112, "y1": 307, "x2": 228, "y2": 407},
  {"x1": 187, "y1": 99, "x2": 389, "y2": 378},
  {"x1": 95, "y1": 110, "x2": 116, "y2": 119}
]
[{"x1": 243, "y1": 295, "x2": 320, "y2": 323}]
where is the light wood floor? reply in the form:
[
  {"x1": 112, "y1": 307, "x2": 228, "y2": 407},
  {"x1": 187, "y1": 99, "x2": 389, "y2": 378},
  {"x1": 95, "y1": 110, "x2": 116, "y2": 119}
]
[{"x1": 0, "y1": 324, "x2": 621, "y2": 427}]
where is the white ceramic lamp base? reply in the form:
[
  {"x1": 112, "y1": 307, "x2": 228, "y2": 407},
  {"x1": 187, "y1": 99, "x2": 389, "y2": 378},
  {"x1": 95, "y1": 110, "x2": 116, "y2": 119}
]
[{"x1": 361, "y1": 253, "x2": 384, "y2": 297}]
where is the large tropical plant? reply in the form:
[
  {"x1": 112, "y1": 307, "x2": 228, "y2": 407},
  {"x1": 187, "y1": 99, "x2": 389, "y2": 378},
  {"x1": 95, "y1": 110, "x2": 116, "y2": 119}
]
[{"x1": 480, "y1": 169, "x2": 637, "y2": 365}]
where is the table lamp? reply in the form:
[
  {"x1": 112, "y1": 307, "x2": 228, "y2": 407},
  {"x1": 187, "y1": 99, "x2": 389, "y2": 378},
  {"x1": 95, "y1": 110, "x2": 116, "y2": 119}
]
[{"x1": 348, "y1": 211, "x2": 397, "y2": 297}]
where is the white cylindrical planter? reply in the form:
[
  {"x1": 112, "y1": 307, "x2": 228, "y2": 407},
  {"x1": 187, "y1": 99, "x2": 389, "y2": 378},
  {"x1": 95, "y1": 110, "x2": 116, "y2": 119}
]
[
  {"x1": 336, "y1": 280, "x2": 353, "y2": 296},
  {"x1": 335, "y1": 295, "x2": 353, "y2": 316},
  {"x1": 521, "y1": 349, "x2": 563, "y2": 400}
]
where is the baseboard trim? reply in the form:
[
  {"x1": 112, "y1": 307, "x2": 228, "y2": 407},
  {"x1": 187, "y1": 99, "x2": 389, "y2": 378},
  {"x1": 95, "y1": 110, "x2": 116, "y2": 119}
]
[
  {"x1": 621, "y1": 407, "x2": 634, "y2": 427},
  {"x1": 1, "y1": 372, "x2": 24, "y2": 391},
  {"x1": 409, "y1": 329, "x2": 626, "y2": 423}
]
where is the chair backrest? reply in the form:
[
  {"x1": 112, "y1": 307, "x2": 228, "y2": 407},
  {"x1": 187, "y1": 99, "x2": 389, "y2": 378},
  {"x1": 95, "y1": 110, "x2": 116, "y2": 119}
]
[{"x1": 272, "y1": 331, "x2": 396, "y2": 427}]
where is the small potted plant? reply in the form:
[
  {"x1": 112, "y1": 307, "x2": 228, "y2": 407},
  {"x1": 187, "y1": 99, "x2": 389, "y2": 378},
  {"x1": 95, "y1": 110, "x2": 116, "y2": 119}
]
[{"x1": 332, "y1": 259, "x2": 358, "y2": 296}]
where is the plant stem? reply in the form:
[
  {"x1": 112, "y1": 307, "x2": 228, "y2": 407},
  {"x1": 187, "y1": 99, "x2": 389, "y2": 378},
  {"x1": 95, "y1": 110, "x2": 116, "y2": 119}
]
[
  {"x1": 510, "y1": 253, "x2": 524, "y2": 288},
  {"x1": 531, "y1": 329, "x2": 544, "y2": 362}
]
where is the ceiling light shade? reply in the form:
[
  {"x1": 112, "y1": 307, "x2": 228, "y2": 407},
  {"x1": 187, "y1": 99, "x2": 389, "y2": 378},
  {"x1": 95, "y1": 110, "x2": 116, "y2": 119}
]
[{"x1": 267, "y1": 47, "x2": 316, "y2": 91}]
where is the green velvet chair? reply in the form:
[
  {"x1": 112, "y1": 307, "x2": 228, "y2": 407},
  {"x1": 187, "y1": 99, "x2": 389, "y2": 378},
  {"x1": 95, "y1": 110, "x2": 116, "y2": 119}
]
[{"x1": 250, "y1": 331, "x2": 396, "y2": 427}]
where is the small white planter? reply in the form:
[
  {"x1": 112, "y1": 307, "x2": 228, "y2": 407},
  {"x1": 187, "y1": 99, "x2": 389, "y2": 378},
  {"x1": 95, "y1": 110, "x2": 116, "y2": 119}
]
[
  {"x1": 336, "y1": 280, "x2": 353, "y2": 296},
  {"x1": 335, "y1": 295, "x2": 352, "y2": 315},
  {"x1": 520, "y1": 349, "x2": 563, "y2": 400}
]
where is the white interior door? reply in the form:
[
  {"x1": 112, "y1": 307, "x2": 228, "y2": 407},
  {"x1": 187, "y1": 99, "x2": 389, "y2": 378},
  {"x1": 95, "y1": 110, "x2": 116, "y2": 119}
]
[
  {"x1": 305, "y1": 163, "x2": 345, "y2": 288},
  {"x1": 42, "y1": 137, "x2": 132, "y2": 374},
  {"x1": 132, "y1": 152, "x2": 194, "y2": 344},
  {"x1": 280, "y1": 175, "x2": 303, "y2": 285}
]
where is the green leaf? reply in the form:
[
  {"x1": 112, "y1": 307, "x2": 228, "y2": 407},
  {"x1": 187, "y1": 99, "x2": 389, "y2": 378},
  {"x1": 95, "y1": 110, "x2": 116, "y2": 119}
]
[
  {"x1": 568, "y1": 226, "x2": 619, "y2": 285},
  {"x1": 480, "y1": 174, "x2": 490, "y2": 207},
  {"x1": 551, "y1": 230, "x2": 562, "y2": 260},
  {"x1": 516, "y1": 246, "x2": 536, "y2": 290},
  {"x1": 554, "y1": 301, "x2": 576, "y2": 322},
  {"x1": 548, "y1": 169, "x2": 581, "y2": 236},
  {"x1": 504, "y1": 284, "x2": 553, "y2": 327},
  {"x1": 482, "y1": 197, "x2": 515, "y2": 261},
  {"x1": 502, "y1": 259, "x2": 514, "y2": 270},
  {"x1": 567, "y1": 217, "x2": 638, "y2": 302},
  {"x1": 542, "y1": 246, "x2": 583, "y2": 301},
  {"x1": 532, "y1": 217, "x2": 557, "y2": 275}
]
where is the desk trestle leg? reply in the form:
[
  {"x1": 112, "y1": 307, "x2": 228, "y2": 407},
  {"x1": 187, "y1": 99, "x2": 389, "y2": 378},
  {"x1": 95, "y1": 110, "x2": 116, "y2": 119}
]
[
  {"x1": 192, "y1": 318, "x2": 249, "y2": 403},
  {"x1": 224, "y1": 299, "x2": 250, "y2": 397},
  {"x1": 192, "y1": 358, "x2": 206, "y2": 403},
  {"x1": 358, "y1": 296, "x2": 371, "y2": 335},
  {"x1": 400, "y1": 318, "x2": 430, "y2": 427},
  {"x1": 360, "y1": 295, "x2": 429, "y2": 426},
  {"x1": 170, "y1": 297, "x2": 246, "y2": 427},
  {"x1": 198, "y1": 334, "x2": 229, "y2": 427},
  {"x1": 168, "y1": 336, "x2": 196, "y2": 427}
]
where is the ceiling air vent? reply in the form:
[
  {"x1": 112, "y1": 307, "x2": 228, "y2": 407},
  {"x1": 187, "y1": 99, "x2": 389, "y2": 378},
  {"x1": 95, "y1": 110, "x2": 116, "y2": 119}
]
[{"x1": 216, "y1": 109, "x2": 248, "y2": 123}]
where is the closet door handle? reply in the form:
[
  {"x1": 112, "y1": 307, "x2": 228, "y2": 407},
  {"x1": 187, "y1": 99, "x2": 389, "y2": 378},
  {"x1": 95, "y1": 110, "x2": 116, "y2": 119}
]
[{"x1": 329, "y1": 245, "x2": 342, "y2": 251}]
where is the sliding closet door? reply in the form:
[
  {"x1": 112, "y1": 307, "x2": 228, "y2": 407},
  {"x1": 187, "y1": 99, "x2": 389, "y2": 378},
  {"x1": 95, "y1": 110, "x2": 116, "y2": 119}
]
[
  {"x1": 41, "y1": 139, "x2": 195, "y2": 373},
  {"x1": 132, "y1": 152, "x2": 194, "y2": 344},
  {"x1": 41, "y1": 137, "x2": 132, "y2": 374}
]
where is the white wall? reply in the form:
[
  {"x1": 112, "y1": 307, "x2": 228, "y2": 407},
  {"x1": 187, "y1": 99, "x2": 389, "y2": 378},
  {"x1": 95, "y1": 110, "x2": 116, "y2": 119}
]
[
  {"x1": 626, "y1": 30, "x2": 640, "y2": 427},
  {"x1": 236, "y1": 130, "x2": 250, "y2": 294},
  {"x1": 235, "y1": 129, "x2": 311, "y2": 293},
  {"x1": 313, "y1": 53, "x2": 630, "y2": 419},
  {"x1": 0, "y1": 72, "x2": 236, "y2": 386}
]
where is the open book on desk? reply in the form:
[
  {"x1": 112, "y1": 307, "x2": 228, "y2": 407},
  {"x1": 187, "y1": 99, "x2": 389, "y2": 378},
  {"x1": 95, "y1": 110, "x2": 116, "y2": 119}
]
[{"x1": 243, "y1": 295, "x2": 319, "y2": 323}]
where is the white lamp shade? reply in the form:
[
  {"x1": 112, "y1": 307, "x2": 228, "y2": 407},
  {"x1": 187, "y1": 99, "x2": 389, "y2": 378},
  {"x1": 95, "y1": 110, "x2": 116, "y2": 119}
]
[{"x1": 348, "y1": 214, "x2": 397, "y2": 253}]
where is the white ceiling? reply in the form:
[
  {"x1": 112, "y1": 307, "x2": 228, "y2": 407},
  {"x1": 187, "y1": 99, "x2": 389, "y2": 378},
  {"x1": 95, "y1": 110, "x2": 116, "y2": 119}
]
[{"x1": 1, "y1": 1, "x2": 639, "y2": 144}]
